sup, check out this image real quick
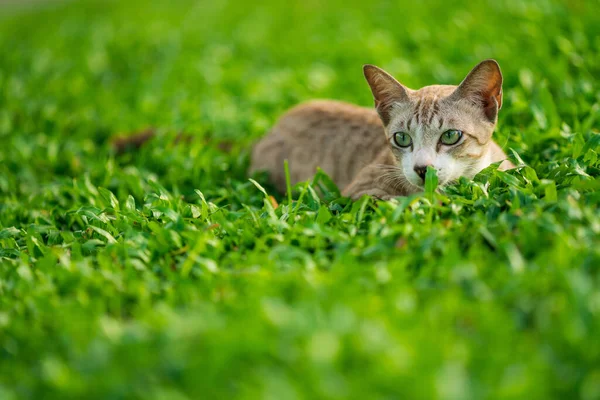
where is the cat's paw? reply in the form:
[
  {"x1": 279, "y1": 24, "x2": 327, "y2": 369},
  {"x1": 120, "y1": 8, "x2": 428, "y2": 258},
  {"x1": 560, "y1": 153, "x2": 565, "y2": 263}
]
[
  {"x1": 346, "y1": 188, "x2": 396, "y2": 201},
  {"x1": 372, "y1": 193, "x2": 397, "y2": 201}
]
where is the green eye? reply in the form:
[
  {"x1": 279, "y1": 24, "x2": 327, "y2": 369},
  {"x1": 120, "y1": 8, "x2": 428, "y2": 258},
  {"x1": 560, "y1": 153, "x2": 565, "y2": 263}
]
[
  {"x1": 393, "y1": 132, "x2": 412, "y2": 148},
  {"x1": 440, "y1": 129, "x2": 463, "y2": 145}
]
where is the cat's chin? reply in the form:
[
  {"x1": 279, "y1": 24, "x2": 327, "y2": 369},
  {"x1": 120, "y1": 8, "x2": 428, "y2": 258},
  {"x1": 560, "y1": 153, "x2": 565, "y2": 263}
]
[{"x1": 406, "y1": 177, "x2": 453, "y2": 194}]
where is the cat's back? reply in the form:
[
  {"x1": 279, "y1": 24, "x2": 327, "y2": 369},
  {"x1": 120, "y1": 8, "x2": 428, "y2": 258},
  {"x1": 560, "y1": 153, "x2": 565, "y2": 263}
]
[{"x1": 250, "y1": 100, "x2": 387, "y2": 192}]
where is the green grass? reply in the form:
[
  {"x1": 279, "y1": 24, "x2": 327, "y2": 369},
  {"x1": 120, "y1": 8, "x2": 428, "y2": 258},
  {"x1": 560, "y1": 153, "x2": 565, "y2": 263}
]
[{"x1": 1, "y1": 0, "x2": 599, "y2": 398}]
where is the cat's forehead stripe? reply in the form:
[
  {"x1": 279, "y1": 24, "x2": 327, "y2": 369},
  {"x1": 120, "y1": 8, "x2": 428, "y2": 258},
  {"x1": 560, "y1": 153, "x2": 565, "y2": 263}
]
[
  {"x1": 428, "y1": 101, "x2": 439, "y2": 124},
  {"x1": 412, "y1": 98, "x2": 422, "y2": 124},
  {"x1": 407, "y1": 95, "x2": 440, "y2": 130}
]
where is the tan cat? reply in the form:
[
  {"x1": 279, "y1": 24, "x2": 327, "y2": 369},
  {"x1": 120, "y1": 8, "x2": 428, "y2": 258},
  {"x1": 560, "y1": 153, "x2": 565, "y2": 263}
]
[{"x1": 250, "y1": 59, "x2": 514, "y2": 199}]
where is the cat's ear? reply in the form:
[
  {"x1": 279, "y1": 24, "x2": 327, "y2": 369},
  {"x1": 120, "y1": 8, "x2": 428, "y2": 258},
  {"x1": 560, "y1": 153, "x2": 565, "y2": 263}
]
[
  {"x1": 451, "y1": 59, "x2": 503, "y2": 122},
  {"x1": 363, "y1": 64, "x2": 410, "y2": 125}
]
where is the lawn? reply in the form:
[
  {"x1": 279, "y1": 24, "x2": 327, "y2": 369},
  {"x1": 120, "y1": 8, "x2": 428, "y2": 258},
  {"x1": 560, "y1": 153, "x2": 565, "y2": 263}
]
[{"x1": 1, "y1": 0, "x2": 599, "y2": 398}]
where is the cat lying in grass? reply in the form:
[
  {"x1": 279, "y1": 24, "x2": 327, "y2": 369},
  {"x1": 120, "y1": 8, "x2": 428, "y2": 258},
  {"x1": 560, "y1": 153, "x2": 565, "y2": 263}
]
[{"x1": 250, "y1": 59, "x2": 514, "y2": 199}]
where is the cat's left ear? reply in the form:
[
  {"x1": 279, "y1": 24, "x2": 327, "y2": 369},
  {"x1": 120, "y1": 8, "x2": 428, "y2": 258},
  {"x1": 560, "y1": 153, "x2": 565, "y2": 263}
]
[
  {"x1": 451, "y1": 59, "x2": 503, "y2": 122},
  {"x1": 363, "y1": 64, "x2": 410, "y2": 125}
]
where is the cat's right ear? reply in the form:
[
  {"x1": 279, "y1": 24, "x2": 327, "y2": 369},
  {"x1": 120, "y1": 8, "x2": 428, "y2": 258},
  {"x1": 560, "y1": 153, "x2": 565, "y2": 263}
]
[
  {"x1": 363, "y1": 65, "x2": 410, "y2": 125},
  {"x1": 450, "y1": 59, "x2": 503, "y2": 122}
]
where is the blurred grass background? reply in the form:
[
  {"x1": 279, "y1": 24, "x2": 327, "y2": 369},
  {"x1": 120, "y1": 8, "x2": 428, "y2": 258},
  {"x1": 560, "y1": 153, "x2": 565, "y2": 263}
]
[{"x1": 0, "y1": 0, "x2": 599, "y2": 399}]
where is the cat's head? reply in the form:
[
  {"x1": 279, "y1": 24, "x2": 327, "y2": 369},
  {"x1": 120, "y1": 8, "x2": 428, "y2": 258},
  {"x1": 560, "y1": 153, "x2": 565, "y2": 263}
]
[{"x1": 363, "y1": 60, "x2": 503, "y2": 192}]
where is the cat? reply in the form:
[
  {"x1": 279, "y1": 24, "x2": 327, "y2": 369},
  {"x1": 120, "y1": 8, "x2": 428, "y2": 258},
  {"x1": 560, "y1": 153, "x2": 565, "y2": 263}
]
[{"x1": 249, "y1": 59, "x2": 514, "y2": 200}]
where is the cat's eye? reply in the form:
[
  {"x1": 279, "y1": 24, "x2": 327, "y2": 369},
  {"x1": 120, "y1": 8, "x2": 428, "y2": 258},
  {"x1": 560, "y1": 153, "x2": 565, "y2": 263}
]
[
  {"x1": 393, "y1": 132, "x2": 412, "y2": 148},
  {"x1": 440, "y1": 129, "x2": 463, "y2": 145}
]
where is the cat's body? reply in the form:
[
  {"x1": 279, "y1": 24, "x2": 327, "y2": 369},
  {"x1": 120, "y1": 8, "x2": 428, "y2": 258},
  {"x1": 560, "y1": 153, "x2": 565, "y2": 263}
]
[
  {"x1": 250, "y1": 60, "x2": 514, "y2": 199},
  {"x1": 250, "y1": 100, "x2": 389, "y2": 196}
]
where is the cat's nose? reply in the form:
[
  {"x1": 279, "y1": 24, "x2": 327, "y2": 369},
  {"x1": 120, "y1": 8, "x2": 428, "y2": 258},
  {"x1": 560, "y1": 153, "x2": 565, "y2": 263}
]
[{"x1": 414, "y1": 165, "x2": 432, "y2": 182}]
